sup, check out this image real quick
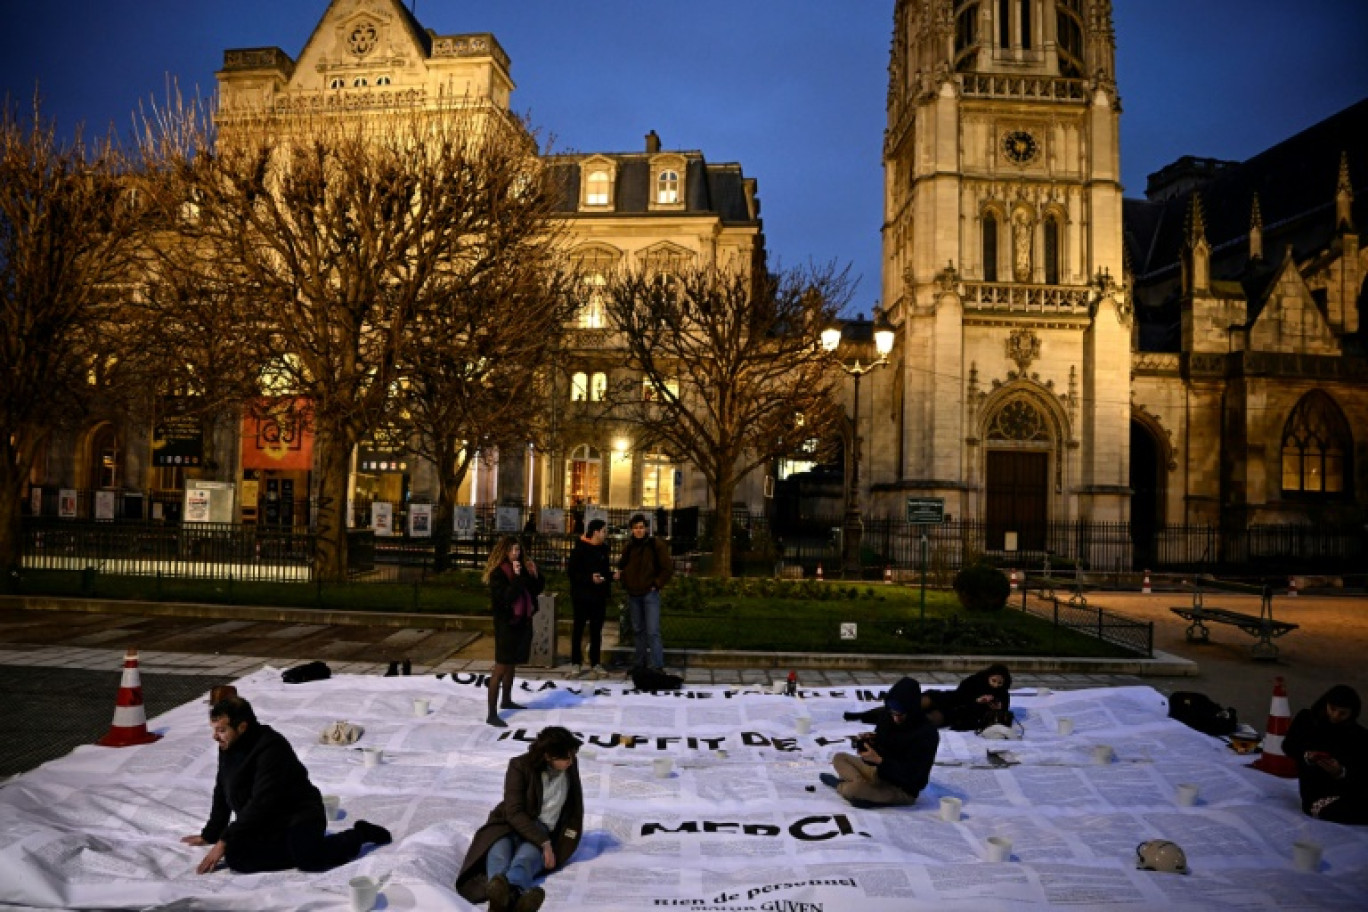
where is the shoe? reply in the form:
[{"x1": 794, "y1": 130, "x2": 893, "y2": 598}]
[
  {"x1": 486, "y1": 874, "x2": 512, "y2": 912},
  {"x1": 591, "y1": 664, "x2": 609, "y2": 679},
  {"x1": 570, "y1": 664, "x2": 584, "y2": 678},
  {"x1": 353, "y1": 819, "x2": 392, "y2": 846},
  {"x1": 819, "y1": 773, "x2": 842, "y2": 790},
  {"x1": 402, "y1": 658, "x2": 412, "y2": 676},
  {"x1": 384, "y1": 661, "x2": 399, "y2": 677},
  {"x1": 500, "y1": 700, "x2": 527, "y2": 710},
  {"x1": 514, "y1": 886, "x2": 545, "y2": 912},
  {"x1": 487, "y1": 713, "x2": 508, "y2": 728}
]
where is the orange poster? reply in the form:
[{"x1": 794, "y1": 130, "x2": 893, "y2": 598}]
[{"x1": 241, "y1": 399, "x2": 315, "y2": 471}]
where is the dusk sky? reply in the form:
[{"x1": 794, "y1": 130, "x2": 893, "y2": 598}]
[{"x1": 4, "y1": 1, "x2": 1366, "y2": 312}]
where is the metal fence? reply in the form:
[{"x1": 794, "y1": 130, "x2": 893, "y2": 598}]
[{"x1": 1011, "y1": 569, "x2": 1154, "y2": 657}]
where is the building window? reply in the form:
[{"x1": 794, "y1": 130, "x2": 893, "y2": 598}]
[
  {"x1": 590, "y1": 372, "x2": 608, "y2": 402},
  {"x1": 982, "y1": 213, "x2": 999, "y2": 282},
  {"x1": 657, "y1": 170, "x2": 679, "y2": 204},
  {"x1": 1056, "y1": 0, "x2": 1085, "y2": 78},
  {"x1": 998, "y1": 0, "x2": 1010, "y2": 49},
  {"x1": 375, "y1": 75, "x2": 391, "y2": 86},
  {"x1": 567, "y1": 444, "x2": 602, "y2": 506},
  {"x1": 1019, "y1": 0, "x2": 1031, "y2": 50},
  {"x1": 642, "y1": 378, "x2": 679, "y2": 402},
  {"x1": 954, "y1": 2, "x2": 979, "y2": 70},
  {"x1": 586, "y1": 169, "x2": 610, "y2": 206},
  {"x1": 1043, "y1": 214, "x2": 1060, "y2": 285},
  {"x1": 571, "y1": 372, "x2": 588, "y2": 402},
  {"x1": 329, "y1": 77, "x2": 345, "y2": 89},
  {"x1": 641, "y1": 451, "x2": 676, "y2": 508},
  {"x1": 352, "y1": 77, "x2": 368, "y2": 88},
  {"x1": 571, "y1": 372, "x2": 607, "y2": 402},
  {"x1": 578, "y1": 272, "x2": 607, "y2": 328},
  {"x1": 1281, "y1": 392, "x2": 1351, "y2": 495}
]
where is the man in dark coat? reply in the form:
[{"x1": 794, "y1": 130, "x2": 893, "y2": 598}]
[
  {"x1": 457, "y1": 726, "x2": 584, "y2": 912},
  {"x1": 181, "y1": 695, "x2": 391, "y2": 873},
  {"x1": 823, "y1": 676, "x2": 939, "y2": 807},
  {"x1": 617, "y1": 513, "x2": 673, "y2": 671},
  {"x1": 566, "y1": 518, "x2": 612, "y2": 677},
  {"x1": 1283, "y1": 684, "x2": 1368, "y2": 824}
]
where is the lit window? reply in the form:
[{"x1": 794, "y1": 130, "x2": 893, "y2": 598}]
[
  {"x1": 643, "y1": 378, "x2": 679, "y2": 402},
  {"x1": 586, "y1": 170, "x2": 610, "y2": 206},
  {"x1": 578, "y1": 272, "x2": 606, "y2": 328},
  {"x1": 590, "y1": 372, "x2": 608, "y2": 402},
  {"x1": 641, "y1": 451, "x2": 676, "y2": 508},
  {"x1": 567, "y1": 444, "x2": 602, "y2": 506},
  {"x1": 1281, "y1": 392, "x2": 1351, "y2": 495},
  {"x1": 570, "y1": 372, "x2": 588, "y2": 402},
  {"x1": 657, "y1": 169, "x2": 679, "y2": 204}
]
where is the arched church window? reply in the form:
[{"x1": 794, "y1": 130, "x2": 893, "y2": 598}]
[
  {"x1": 1280, "y1": 392, "x2": 1351, "y2": 495},
  {"x1": 1043, "y1": 214, "x2": 1061, "y2": 285},
  {"x1": 1019, "y1": 0, "x2": 1031, "y2": 50},
  {"x1": 1056, "y1": 0, "x2": 1085, "y2": 78},
  {"x1": 998, "y1": 0, "x2": 1011, "y2": 49},
  {"x1": 987, "y1": 398, "x2": 1051, "y2": 442},
  {"x1": 954, "y1": 1, "x2": 979, "y2": 70},
  {"x1": 982, "y1": 212, "x2": 999, "y2": 282}
]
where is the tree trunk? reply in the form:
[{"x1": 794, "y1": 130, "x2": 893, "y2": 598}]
[
  {"x1": 711, "y1": 472, "x2": 738, "y2": 580},
  {"x1": 0, "y1": 466, "x2": 23, "y2": 572},
  {"x1": 312, "y1": 427, "x2": 353, "y2": 582}
]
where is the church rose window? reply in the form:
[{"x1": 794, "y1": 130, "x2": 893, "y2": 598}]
[{"x1": 988, "y1": 398, "x2": 1051, "y2": 442}]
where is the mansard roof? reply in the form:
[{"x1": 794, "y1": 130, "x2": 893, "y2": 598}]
[
  {"x1": 1127, "y1": 97, "x2": 1368, "y2": 349},
  {"x1": 546, "y1": 151, "x2": 760, "y2": 224}
]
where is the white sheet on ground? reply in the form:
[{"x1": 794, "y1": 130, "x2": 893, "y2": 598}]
[{"x1": 1, "y1": 675, "x2": 1365, "y2": 911}]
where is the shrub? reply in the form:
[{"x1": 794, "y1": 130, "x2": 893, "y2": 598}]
[{"x1": 953, "y1": 562, "x2": 1010, "y2": 612}]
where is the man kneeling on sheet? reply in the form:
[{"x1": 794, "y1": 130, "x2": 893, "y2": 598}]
[
  {"x1": 823, "y1": 676, "x2": 939, "y2": 807},
  {"x1": 182, "y1": 695, "x2": 392, "y2": 874}
]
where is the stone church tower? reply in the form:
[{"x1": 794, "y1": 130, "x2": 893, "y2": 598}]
[{"x1": 872, "y1": 0, "x2": 1130, "y2": 552}]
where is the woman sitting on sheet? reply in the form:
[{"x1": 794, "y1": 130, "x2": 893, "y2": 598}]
[
  {"x1": 920, "y1": 663, "x2": 1013, "y2": 730},
  {"x1": 1284, "y1": 684, "x2": 1368, "y2": 825},
  {"x1": 456, "y1": 726, "x2": 584, "y2": 912}
]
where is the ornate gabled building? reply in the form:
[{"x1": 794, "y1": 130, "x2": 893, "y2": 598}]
[
  {"x1": 871, "y1": 0, "x2": 1130, "y2": 554},
  {"x1": 1126, "y1": 100, "x2": 1368, "y2": 555}
]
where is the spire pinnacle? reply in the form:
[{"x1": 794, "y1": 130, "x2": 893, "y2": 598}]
[
  {"x1": 1249, "y1": 193, "x2": 1263, "y2": 261},
  {"x1": 1336, "y1": 151, "x2": 1354, "y2": 231}
]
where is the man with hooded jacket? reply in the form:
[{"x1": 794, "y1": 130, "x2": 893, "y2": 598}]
[
  {"x1": 1283, "y1": 684, "x2": 1368, "y2": 824},
  {"x1": 823, "y1": 677, "x2": 939, "y2": 807}
]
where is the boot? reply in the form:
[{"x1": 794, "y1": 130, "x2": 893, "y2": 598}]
[{"x1": 384, "y1": 661, "x2": 399, "y2": 677}]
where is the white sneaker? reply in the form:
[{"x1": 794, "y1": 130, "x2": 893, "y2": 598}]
[{"x1": 591, "y1": 665, "x2": 608, "y2": 679}]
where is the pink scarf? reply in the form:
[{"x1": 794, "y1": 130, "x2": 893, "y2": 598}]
[{"x1": 500, "y1": 563, "x2": 535, "y2": 624}]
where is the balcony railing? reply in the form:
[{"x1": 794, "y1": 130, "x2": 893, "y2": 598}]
[{"x1": 962, "y1": 282, "x2": 1092, "y2": 315}]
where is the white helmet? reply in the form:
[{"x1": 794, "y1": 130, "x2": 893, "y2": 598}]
[{"x1": 1136, "y1": 840, "x2": 1189, "y2": 875}]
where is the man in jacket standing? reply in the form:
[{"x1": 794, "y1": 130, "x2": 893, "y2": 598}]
[
  {"x1": 616, "y1": 513, "x2": 673, "y2": 672},
  {"x1": 566, "y1": 518, "x2": 612, "y2": 678},
  {"x1": 182, "y1": 695, "x2": 391, "y2": 873}
]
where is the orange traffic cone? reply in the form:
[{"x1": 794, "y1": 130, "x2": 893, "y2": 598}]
[
  {"x1": 815, "y1": 563, "x2": 824, "y2": 581},
  {"x1": 1009, "y1": 568, "x2": 1019, "y2": 593},
  {"x1": 1141, "y1": 570, "x2": 1153, "y2": 595},
  {"x1": 1287, "y1": 576, "x2": 1298, "y2": 597},
  {"x1": 883, "y1": 565, "x2": 892, "y2": 584},
  {"x1": 96, "y1": 648, "x2": 162, "y2": 748},
  {"x1": 1251, "y1": 676, "x2": 1296, "y2": 778}
]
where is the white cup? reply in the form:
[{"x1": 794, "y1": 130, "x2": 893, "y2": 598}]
[
  {"x1": 322, "y1": 794, "x2": 340, "y2": 821},
  {"x1": 1176, "y1": 783, "x2": 1199, "y2": 807},
  {"x1": 363, "y1": 747, "x2": 383, "y2": 768},
  {"x1": 413, "y1": 698, "x2": 430, "y2": 717},
  {"x1": 1092, "y1": 744, "x2": 1113, "y2": 765},
  {"x1": 939, "y1": 796, "x2": 962, "y2": 822},
  {"x1": 1057, "y1": 717, "x2": 1074, "y2": 736},
  {"x1": 796, "y1": 716, "x2": 812, "y2": 735},
  {"x1": 653, "y1": 757, "x2": 673, "y2": 779},
  {"x1": 349, "y1": 875, "x2": 378, "y2": 912},
  {"x1": 714, "y1": 749, "x2": 729, "y2": 760},
  {"x1": 986, "y1": 835, "x2": 1013, "y2": 862},
  {"x1": 1292, "y1": 840, "x2": 1322, "y2": 873}
]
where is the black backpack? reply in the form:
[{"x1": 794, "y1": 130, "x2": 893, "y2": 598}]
[{"x1": 1168, "y1": 691, "x2": 1238, "y2": 737}]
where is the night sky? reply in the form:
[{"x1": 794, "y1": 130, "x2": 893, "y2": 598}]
[{"x1": 4, "y1": 0, "x2": 1366, "y2": 310}]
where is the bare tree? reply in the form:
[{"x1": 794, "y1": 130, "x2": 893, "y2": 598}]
[
  {"x1": 0, "y1": 96, "x2": 141, "y2": 568},
  {"x1": 601, "y1": 262, "x2": 851, "y2": 577},
  {"x1": 144, "y1": 99, "x2": 564, "y2": 579}
]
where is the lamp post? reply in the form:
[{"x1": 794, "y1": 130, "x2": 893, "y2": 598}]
[{"x1": 821, "y1": 315, "x2": 895, "y2": 579}]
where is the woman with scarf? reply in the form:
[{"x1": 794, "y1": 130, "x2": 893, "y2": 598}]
[
  {"x1": 1284, "y1": 684, "x2": 1368, "y2": 824},
  {"x1": 482, "y1": 536, "x2": 544, "y2": 728}
]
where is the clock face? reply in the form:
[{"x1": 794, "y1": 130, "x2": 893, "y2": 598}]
[{"x1": 1002, "y1": 130, "x2": 1039, "y2": 164}]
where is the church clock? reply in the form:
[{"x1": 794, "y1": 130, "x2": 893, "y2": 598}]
[{"x1": 1002, "y1": 130, "x2": 1039, "y2": 165}]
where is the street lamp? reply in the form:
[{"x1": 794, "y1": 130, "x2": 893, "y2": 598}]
[{"x1": 822, "y1": 315, "x2": 896, "y2": 578}]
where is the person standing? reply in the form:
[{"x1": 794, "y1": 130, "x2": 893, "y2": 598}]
[
  {"x1": 823, "y1": 677, "x2": 939, "y2": 807},
  {"x1": 616, "y1": 513, "x2": 673, "y2": 672},
  {"x1": 566, "y1": 518, "x2": 612, "y2": 678},
  {"x1": 181, "y1": 696, "x2": 391, "y2": 874},
  {"x1": 1283, "y1": 684, "x2": 1368, "y2": 824},
  {"x1": 483, "y1": 536, "x2": 544, "y2": 728},
  {"x1": 456, "y1": 726, "x2": 584, "y2": 912}
]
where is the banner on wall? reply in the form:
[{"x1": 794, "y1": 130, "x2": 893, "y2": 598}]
[
  {"x1": 408, "y1": 503, "x2": 432, "y2": 538},
  {"x1": 58, "y1": 489, "x2": 77, "y2": 518},
  {"x1": 538, "y1": 507, "x2": 564, "y2": 534},
  {"x1": 453, "y1": 505, "x2": 475, "y2": 539},
  {"x1": 241, "y1": 399, "x2": 313, "y2": 471},
  {"x1": 495, "y1": 506, "x2": 521, "y2": 533},
  {"x1": 371, "y1": 502, "x2": 393, "y2": 536},
  {"x1": 94, "y1": 491, "x2": 116, "y2": 521}
]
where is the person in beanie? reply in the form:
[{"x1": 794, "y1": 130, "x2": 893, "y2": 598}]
[
  {"x1": 182, "y1": 695, "x2": 391, "y2": 873},
  {"x1": 616, "y1": 513, "x2": 673, "y2": 671},
  {"x1": 456, "y1": 726, "x2": 585, "y2": 912},
  {"x1": 1284, "y1": 684, "x2": 1368, "y2": 824},
  {"x1": 921, "y1": 662, "x2": 1013, "y2": 730},
  {"x1": 823, "y1": 677, "x2": 939, "y2": 807},
  {"x1": 566, "y1": 518, "x2": 612, "y2": 678}
]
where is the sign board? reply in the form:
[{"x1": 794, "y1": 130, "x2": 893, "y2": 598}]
[
  {"x1": 453, "y1": 505, "x2": 476, "y2": 539},
  {"x1": 94, "y1": 491, "x2": 117, "y2": 521},
  {"x1": 152, "y1": 413, "x2": 203, "y2": 467},
  {"x1": 58, "y1": 489, "x2": 77, "y2": 518},
  {"x1": 840, "y1": 623, "x2": 858, "y2": 641},
  {"x1": 495, "y1": 506, "x2": 522, "y2": 533},
  {"x1": 539, "y1": 508, "x2": 565, "y2": 535},
  {"x1": 409, "y1": 504, "x2": 432, "y2": 538},
  {"x1": 584, "y1": 505, "x2": 607, "y2": 530},
  {"x1": 185, "y1": 480, "x2": 235, "y2": 523},
  {"x1": 371, "y1": 502, "x2": 393, "y2": 536},
  {"x1": 905, "y1": 496, "x2": 945, "y2": 525},
  {"x1": 1004, "y1": 531, "x2": 1019, "y2": 552}
]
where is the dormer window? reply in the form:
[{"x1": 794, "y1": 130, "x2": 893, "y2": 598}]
[
  {"x1": 657, "y1": 170, "x2": 679, "y2": 204},
  {"x1": 579, "y1": 156, "x2": 618, "y2": 210},
  {"x1": 649, "y1": 154, "x2": 687, "y2": 211}
]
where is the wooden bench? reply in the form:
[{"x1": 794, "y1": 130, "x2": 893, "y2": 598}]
[{"x1": 1170, "y1": 584, "x2": 1298, "y2": 660}]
